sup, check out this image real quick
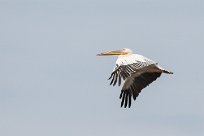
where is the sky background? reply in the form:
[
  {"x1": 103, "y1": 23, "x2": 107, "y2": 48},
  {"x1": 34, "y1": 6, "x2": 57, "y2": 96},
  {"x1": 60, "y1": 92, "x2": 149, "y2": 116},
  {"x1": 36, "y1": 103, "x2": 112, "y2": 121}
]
[{"x1": 0, "y1": 0, "x2": 204, "y2": 136}]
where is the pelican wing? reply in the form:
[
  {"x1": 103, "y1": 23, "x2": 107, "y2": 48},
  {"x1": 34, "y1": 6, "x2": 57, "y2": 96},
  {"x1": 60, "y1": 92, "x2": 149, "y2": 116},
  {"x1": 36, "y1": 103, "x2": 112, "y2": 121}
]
[
  {"x1": 119, "y1": 64, "x2": 162, "y2": 108},
  {"x1": 109, "y1": 55, "x2": 156, "y2": 86}
]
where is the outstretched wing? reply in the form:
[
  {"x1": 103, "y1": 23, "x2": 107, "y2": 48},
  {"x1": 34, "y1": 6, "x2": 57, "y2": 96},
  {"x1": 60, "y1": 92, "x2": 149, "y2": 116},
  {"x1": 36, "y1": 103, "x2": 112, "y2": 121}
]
[
  {"x1": 109, "y1": 54, "x2": 156, "y2": 86},
  {"x1": 119, "y1": 64, "x2": 162, "y2": 108}
]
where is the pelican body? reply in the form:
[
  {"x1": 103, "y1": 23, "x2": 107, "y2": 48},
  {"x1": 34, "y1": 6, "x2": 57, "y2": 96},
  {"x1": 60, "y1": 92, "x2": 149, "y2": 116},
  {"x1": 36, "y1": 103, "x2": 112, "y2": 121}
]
[{"x1": 97, "y1": 48, "x2": 173, "y2": 108}]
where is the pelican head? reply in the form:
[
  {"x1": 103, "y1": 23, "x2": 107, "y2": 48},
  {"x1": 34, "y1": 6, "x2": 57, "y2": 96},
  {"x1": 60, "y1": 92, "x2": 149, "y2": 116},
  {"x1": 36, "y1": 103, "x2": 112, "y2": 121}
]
[{"x1": 97, "y1": 48, "x2": 133, "y2": 56}]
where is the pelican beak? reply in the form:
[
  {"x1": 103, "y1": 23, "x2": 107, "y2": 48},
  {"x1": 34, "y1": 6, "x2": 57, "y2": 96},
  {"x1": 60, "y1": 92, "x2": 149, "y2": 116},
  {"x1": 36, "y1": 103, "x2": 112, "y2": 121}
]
[{"x1": 97, "y1": 49, "x2": 127, "y2": 56}]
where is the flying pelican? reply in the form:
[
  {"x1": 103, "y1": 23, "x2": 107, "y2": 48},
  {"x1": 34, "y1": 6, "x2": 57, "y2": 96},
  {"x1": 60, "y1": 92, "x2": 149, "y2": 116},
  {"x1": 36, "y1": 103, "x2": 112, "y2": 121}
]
[{"x1": 97, "y1": 48, "x2": 173, "y2": 108}]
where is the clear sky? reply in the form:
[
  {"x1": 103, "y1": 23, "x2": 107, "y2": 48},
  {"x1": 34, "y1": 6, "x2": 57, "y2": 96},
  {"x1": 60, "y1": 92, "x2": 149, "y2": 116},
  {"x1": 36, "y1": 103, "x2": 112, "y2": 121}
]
[{"x1": 0, "y1": 0, "x2": 203, "y2": 136}]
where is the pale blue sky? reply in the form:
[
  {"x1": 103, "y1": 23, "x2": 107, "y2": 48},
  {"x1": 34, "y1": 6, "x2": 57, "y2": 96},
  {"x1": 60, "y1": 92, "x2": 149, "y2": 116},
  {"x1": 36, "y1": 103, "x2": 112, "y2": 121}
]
[{"x1": 0, "y1": 0, "x2": 204, "y2": 136}]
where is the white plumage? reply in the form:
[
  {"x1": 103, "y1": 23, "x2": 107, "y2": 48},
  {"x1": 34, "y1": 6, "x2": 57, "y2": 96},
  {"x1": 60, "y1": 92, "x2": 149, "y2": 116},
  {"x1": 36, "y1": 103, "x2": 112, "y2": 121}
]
[
  {"x1": 97, "y1": 48, "x2": 173, "y2": 108},
  {"x1": 115, "y1": 54, "x2": 155, "y2": 70}
]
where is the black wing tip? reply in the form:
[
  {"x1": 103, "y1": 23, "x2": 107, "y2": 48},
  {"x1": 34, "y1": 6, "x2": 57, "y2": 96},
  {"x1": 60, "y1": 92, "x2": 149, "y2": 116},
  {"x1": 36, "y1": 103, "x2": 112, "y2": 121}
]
[
  {"x1": 119, "y1": 90, "x2": 132, "y2": 108},
  {"x1": 120, "y1": 103, "x2": 131, "y2": 108},
  {"x1": 120, "y1": 106, "x2": 131, "y2": 108}
]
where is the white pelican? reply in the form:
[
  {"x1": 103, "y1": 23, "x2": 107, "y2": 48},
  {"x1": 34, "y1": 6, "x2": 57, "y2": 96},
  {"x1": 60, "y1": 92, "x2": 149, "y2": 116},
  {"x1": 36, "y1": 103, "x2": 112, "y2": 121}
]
[{"x1": 97, "y1": 48, "x2": 173, "y2": 108}]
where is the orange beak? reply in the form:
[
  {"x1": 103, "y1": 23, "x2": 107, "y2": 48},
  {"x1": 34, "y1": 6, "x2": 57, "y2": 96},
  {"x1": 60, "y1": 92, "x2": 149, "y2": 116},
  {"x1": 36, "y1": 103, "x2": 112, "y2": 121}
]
[{"x1": 97, "y1": 49, "x2": 128, "y2": 56}]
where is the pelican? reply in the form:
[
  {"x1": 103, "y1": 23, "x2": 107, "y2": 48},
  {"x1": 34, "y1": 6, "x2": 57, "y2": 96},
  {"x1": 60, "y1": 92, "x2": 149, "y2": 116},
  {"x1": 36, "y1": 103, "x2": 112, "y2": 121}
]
[{"x1": 97, "y1": 48, "x2": 173, "y2": 108}]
